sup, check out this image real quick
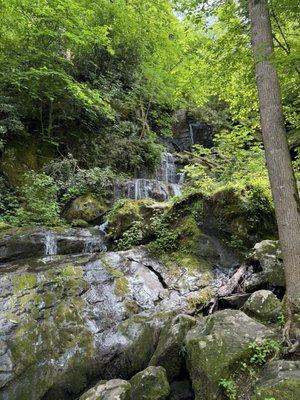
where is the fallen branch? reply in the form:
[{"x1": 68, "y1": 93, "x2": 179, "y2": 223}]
[{"x1": 209, "y1": 265, "x2": 248, "y2": 314}]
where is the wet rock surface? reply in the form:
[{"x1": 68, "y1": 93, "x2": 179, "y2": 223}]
[
  {"x1": 0, "y1": 244, "x2": 230, "y2": 400},
  {"x1": 113, "y1": 153, "x2": 183, "y2": 202},
  {"x1": 0, "y1": 227, "x2": 107, "y2": 262}
]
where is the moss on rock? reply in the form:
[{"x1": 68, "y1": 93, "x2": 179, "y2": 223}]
[
  {"x1": 185, "y1": 309, "x2": 277, "y2": 400},
  {"x1": 107, "y1": 198, "x2": 168, "y2": 249},
  {"x1": 149, "y1": 314, "x2": 196, "y2": 380},
  {"x1": 4, "y1": 264, "x2": 94, "y2": 400},
  {"x1": 130, "y1": 366, "x2": 170, "y2": 400},
  {"x1": 252, "y1": 360, "x2": 300, "y2": 400},
  {"x1": 79, "y1": 379, "x2": 131, "y2": 400},
  {"x1": 63, "y1": 193, "x2": 107, "y2": 223},
  {"x1": 242, "y1": 290, "x2": 282, "y2": 324}
]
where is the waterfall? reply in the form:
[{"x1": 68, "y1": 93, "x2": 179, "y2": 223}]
[
  {"x1": 156, "y1": 152, "x2": 177, "y2": 184},
  {"x1": 113, "y1": 151, "x2": 184, "y2": 202},
  {"x1": 177, "y1": 172, "x2": 185, "y2": 185},
  {"x1": 84, "y1": 236, "x2": 103, "y2": 253},
  {"x1": 99, "y1": 220, "x2": 108, "y2": 234},
  {"x1": 170, "y1": 183, "x2": 181, "y2": 197},
  {"x1": 189, "y1": 123, "x2": 194, "y2": 147},
  {"x1": 44, "y1": 231, "x2": 58, "y2": 256}
]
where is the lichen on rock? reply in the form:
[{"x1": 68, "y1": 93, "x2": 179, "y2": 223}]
[{"x1": 130, "y1": 366, "x2": 170, "y2": 400}]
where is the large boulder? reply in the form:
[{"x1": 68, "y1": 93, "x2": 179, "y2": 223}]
[
  {"x1": 0, "y1": 227, "x2": 106, "y2": 262},
  {"x1": 242, "y1": 290, "x2": 282, "y2": 323},
  {"x1": 245, "y1": 240, "x2": 285, "y2": 289},
  {"x1": 107, "y1": 198, "x2": 168, "y2": 249},
  {"x1": 63, "y1": 194, "x2": 107, "y2": 224},
  {"x1": 0, "y1": 246, "x2": 224, "y2": 400},
  {"x1": 252, "y1": 360, "x2": 300, "y2": 400},
  {"x1": 185, "y1": 309, "x2": 276, "y2": 400},
  {"x1": 149, "y1": 314, "x2": 196, "y2": 380},
  {"x1": 130, "y1": 366, "x2": 170, "y2": 400},
  {"x1": 79, "y1": 379, "x2": 131, "y2": 400}
]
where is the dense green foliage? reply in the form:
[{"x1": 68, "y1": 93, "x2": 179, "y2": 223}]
[
  {"x1": 0, "y1": 0, "x2": 185, "y2": 172},
  {"x1": 0, "y1": 0, "x2": 299, "y2": 226}
]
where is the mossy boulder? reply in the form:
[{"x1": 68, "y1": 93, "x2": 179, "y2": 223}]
[
  {"x1": 242, "y1": 290, "x2": 282, "y2": 323},
  {"x1": 0, "y1": 263, "x2": 94, "y2": 400},
  {"x1": 252, "y1": 360, "x2": 300, "y2": 400},
  {"x1": 249, "y1": 240, "x2": 285, "y2": 287},
  {"x1": 210, "y1": 185, "x2": 276, "y2": 250},
  {"x1": 117, "y1": 315, "x2": 163, "y2": 376},
  {"x1": 185, "y1": 309, "x2": 276, "y2": 400},
  {"x1": 149, "y1": 315, "x2": 196, "y2": 380},
  {"x1": 63, "y1": 193, "x2": 107, "y2": 223},
  {"x1": 79, "y1": 379, "x2": 131, "y2": 400},
  {"x1": 107, "y1": 198, "x2": 168, "y2": 249},
  {"x1": 167, "y1": 185, "x2": 276, "y2": 256},
  {"x1": 130, "y1": 366, "x2": 170, "y2": 400}
]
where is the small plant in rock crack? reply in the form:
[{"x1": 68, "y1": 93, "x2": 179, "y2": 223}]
[
  {"x1": 277, "y1": 312, "x2": 286, "y2": 327},
  {"x1": 248, "y1": 339, "x2": 281, "y2": 366},
  {"x1": 219, "y1": 378, "x2": 237, "y2": 400}
]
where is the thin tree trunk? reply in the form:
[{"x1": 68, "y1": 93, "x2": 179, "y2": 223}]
[{"x1": 249, "y1": 0, "x2": 300, "y2": 338}]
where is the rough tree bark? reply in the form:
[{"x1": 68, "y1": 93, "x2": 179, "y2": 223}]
[{"x1": 248, "y1": 0, "x2": 300, "y2": 341}]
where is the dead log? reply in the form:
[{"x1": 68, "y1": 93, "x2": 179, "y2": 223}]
[{"x1": 209, "y1": 265, "x2": 248, "y2": 314}]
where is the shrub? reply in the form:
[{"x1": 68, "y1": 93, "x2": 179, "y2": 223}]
[
  {"x1": 116, "y1": 220, "x2": 144, "y2": 250},
  {"x1": 10, "y1": 171, "x2": 61, "y2": 226},
  {"x1": 44, "y1": 154, "x2": 119, "y2": 204}
]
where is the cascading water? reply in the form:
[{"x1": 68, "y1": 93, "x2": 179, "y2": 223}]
[
  {"x1": 189, "y1": 123, "x2": 194, "y2": 148},
  {"x1": 156, "y1": 152, "x2": 178, "y2": 184},
  {"x1": 113, "y1": 151, "x2": 184, "y2": 202},
  {"x1": 44, "y1": 231, "x2": 58, "y2": 256},
  {"x1": 84, "y1": 235, "x2": 105, "y2": 253}
]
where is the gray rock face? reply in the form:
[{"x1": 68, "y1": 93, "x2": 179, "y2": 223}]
[
  {"x1": 242, "y1": 290, "x2": 282, "y2": 323},
  {"x1": 130, "y1": 366, "x2": 170, "y2": 400},
  {"x1": 79, "y1": 379, "x2": 131, "y2": 400},
  {"x1": 245, "y1": 240, "x2": 285, "y2": 290},
  {"x1": 0, "y1": 245, "x2": 225, "y2": 400},
  {"x1": 0, "y1": 227, "x2": 106, "y2": 262},
  {"x1": 150, "y1": 315, "x2": 196, "y2": 380},
  {"x1": 252, "y1": 360, "x2": 300, "y2": 400},
  {"x1": 185, "y1": 309, "x2": 276, "y2": 400}
]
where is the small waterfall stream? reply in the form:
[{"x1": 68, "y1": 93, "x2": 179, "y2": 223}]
[
  {"x1": 44, "y1": 232, "x2": 58, "y2": 256},
  {"x1": 189, "y1": 123, "x2": 194, "y2": 147},
  {"x1": 114, "y1": 151, "x2": 184, "y2": 202}
]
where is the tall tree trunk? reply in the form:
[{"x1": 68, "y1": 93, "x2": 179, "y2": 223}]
[{"x1": 249, "y1": 0, "x2": 300, "y2": 340}]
